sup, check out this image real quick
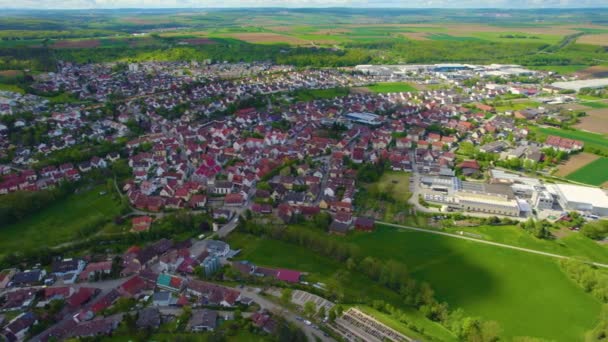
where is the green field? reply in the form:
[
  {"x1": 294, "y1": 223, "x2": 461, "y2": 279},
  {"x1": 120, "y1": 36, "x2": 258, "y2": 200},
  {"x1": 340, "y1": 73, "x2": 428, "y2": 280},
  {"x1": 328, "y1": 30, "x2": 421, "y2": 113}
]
[
  {"x1": 231, "y1": 224, "x2": 602, "y2": 341},
  {"x1": 566, "y1": 157, "x2": 608, "y2": 186},
  {"x1": 365, "y1": 82, "x2": 418, "y2": 93},
  {"x1": 443, "y1": 224, "x2": 608, "y2": 264},
  {"x1": 291, "y1": 87, "x2": 349, "y2": 102},
  {"x1": 0, "y1": 186, "x2": 122, "y2": 255},
  {"x1": 345, "y1": 226, "x2": 601, "y2": 341},
  {"x1": 527, "y1": 64, "x2": 588, "y2": 74},
  {"x1": 228, "y1": 232, "x2": 457, "y2": 341},
  {"x1": 373, "y1": 171, "x2": 412, "y2": 202},
  {"x1": 580, "y1": 101, "x2": 608, "y2": 109},
  {"x1": 536, "y1": 127, "x2": 608, "y2": 155},
  {"x1": 0, "y1": 83, "x2": 25, "y2": 94},
  {"x1": 494, "y1": 100, "x2": 541, "y2": 112}
]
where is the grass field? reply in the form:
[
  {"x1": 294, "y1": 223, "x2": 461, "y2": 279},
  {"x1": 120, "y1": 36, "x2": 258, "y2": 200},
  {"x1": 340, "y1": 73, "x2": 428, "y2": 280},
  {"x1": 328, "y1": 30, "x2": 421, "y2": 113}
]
[
  {"x1": 0, "y1": 83, "x2": 25, "y2": 94},
  {"x1": 494, "y1": 100, "x2": 541, "y2": 112},
  {"x1": 443, "y1": 224, "x2": 608, "y2": 264},
  {"x1": 555, "y1": 152, "x2": 599, "y2": 177},
  {"x1": 535, "y1": 127, "x2": 608, "y2": 155},
  {"x1": 345, "y1": 225, "x2": 602, "y2": 341},
  {"x1": 227, "y1": 232, "x2": 457, "y2": 341},
  {"x1": 373, "y1": 171, "x2": 412, "y2": 202},
  {"x1": 365, "y1": 82, "x2": 418, "y2": 94},
  {"x1": 580, "y1": 101, "x2": 608, "y2": 109},
  {"x1": 0, "y1": 186, "x2": 122, "y2": 256},
  {"x1": 291, "y1": 87, "x2": 349, "y2": 102},
  {"x1": 527, "y1": 64, "x2": 589, "y2": 74},
  {"x1": 565, "y1": 157, "x2": 608, "y2": 186}
]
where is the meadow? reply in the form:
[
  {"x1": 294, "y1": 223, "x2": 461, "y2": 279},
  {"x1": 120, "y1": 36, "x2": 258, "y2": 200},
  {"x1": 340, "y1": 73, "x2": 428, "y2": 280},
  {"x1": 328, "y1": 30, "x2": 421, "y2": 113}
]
[
  {"x1": 228, "y1": 232, "x2": 458, "y2": 342},
  {"x1": 365, "y1": 82, "x2": 418, "y2": 94},
  {"x1": 565, "y1": 157, "x2": 608, "y2": 186},
  {"x1": 231, "y1": 224, "x2": 602, "y2": 341},
  {"x1": 0, "y1": 186, "x2": 122, "y2": 256},
  {"x1": 442, "y1": 224, "x2": 608, "y2": 264},
  {"x1": 345, "y1": 225, "x2": 602, "y2": 341}
]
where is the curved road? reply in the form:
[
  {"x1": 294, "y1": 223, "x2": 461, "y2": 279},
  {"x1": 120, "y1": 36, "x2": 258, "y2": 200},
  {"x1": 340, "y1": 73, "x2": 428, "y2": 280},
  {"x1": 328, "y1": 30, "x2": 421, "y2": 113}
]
[{"x1": 378, "y1": 221, "x2": 608, "y2": 268}]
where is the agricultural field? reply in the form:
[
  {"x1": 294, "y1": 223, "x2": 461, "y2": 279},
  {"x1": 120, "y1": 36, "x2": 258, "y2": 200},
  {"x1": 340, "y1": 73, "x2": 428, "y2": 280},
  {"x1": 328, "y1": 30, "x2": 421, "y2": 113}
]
[
  {"x1": 577, "y1": 33, "x2": 608, "y2": 46},
  {"x1": 574, "y1": 65, "x2": 608, "y2": 79},
  {"x1": 0, "y1": 186, "x2": 122, "y2": 256},
  {"x1": 555, "y1": 152, "x2": 600, "y2": 177},
  {"x1": 565, "y1": 157, "x2": 608, "y2": 186},
  {"x1": 575, "y1": 108, "x2": 608, "y2": 134},
  {"x1": 217, "y1": 32, "x2": 310, "y2": 45},
  {"x1": 535, "y1": 127, "x2": 608, "y2": 155},
  {"x1": 364, "y1": 82, "x2": 418, "y2": 94},
  {"x1": 345, "y1": 225, "x2": 602, "y2": 341}
]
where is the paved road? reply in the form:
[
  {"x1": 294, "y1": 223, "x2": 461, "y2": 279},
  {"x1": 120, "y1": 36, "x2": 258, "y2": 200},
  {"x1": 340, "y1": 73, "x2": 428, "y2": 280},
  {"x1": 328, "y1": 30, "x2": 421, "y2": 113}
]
[
  {"x1": 378, "y1": 221, "x2": 608, "y2": 268},
  {"x1": 238, "y1": 287, "x2": 334, "y2": 342}
]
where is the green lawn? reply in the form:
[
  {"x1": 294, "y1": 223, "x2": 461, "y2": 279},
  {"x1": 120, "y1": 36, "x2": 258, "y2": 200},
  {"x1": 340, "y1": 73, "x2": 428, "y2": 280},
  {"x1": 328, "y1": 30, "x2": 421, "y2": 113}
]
[
  {"x1": 291, "y1": 87, "x2": 349, "y2": 102},
  {"x1": 374, "y1": 171, "x2": 412, "y2": 202},
  {"x1": 0, "y1": 83, "x2": 25, "y2": 94},
  {"x1": 344, "y1": 225, "x2": 602, "y2": 341},
  {"x1": 443, "y1": 224, "x2": 608, "y2": 264},
  {"x1": 494, "y1": 100, "x2": 541, "y2": 112},
  {"x1": 535, "y1": 127, "x2": 608, "y2": 155},
  {"x1": 566, "y1": 157, "x2": 608, "y2": 186},
  {"x1": 227, "y1": 232, "x2": 457, "y2": 342},
  {"x1": 0, "y1": 186, "x2": 122, "y2": 255},
  {"x1": 366, "y1": 82, "x2": 418, "y2": 93}
]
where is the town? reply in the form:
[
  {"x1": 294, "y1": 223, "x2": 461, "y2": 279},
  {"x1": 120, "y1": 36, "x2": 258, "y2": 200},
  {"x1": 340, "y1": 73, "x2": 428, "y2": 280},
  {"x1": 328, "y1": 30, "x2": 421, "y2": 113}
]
[{"x1": 1, "y1": 58, "x2": 608, "y2": 342}]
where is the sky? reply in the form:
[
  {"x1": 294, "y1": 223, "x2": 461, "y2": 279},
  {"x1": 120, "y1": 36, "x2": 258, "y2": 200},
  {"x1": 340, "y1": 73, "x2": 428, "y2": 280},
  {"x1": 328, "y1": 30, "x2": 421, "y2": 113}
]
[{"x1": 2, "y1": 0, "x2": 607, "y2": 9}]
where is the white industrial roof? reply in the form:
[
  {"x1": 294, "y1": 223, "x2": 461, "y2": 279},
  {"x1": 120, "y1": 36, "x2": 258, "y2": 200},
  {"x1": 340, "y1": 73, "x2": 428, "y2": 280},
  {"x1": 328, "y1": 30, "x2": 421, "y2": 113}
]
[
  {"x1": 551, "y1": 184, "x2": 608, "y2": 208},
  {"x1": 552, "y1": 78, "x2": 608, "y2": 91}
]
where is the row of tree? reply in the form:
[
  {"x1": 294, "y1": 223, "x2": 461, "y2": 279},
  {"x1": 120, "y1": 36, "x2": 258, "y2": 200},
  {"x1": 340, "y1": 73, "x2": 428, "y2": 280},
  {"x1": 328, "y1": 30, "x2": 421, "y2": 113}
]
[{"x1": 560, "y1": 259, "x2": 608, "y2": 303}]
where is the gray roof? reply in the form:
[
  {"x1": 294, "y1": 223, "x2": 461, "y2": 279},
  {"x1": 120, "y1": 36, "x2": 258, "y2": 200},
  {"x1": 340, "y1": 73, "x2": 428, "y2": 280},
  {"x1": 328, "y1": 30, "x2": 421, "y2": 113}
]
[{"x1": 189, "y1": 309, "x2": 218, "y2": 330}]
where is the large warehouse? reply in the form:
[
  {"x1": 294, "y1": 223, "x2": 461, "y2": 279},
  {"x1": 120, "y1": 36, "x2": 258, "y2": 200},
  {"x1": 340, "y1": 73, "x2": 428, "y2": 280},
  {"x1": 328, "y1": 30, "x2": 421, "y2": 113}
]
[{"x1": 550, "y1": 184, "x2": 608, "y2": 217}]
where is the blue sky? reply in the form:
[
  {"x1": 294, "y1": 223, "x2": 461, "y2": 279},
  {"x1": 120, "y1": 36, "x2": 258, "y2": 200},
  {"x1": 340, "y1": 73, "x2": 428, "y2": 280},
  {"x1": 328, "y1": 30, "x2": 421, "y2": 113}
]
[{"x1": 2, "y1": 0, "x2": 607, "y2": 9}]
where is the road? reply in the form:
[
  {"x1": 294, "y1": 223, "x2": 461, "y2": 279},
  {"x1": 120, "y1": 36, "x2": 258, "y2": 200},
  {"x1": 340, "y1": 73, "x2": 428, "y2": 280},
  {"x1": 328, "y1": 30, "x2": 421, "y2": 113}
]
[
  {"x1": 378, "y1": 220, "x2": 608, "y2": 268},
  {"x1": 238, "y1": 287, "x2": 334, "y2": 342}
]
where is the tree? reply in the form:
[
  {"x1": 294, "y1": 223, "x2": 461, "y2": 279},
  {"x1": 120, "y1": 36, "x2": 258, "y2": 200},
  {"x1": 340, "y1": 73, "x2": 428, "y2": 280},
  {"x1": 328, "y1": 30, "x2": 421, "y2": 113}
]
[
  {"x1": 303, "y1": 301, "x2": 316, "y2": 318},
  {"x1": 328, "y1": 308, "x2": 337, "y2": 323},
  {"x1": 280, "y1": 288, "x2": 293, "y2": 306},
  {"x1": 317, "y1": 306, "x2": 326, "y2": 319}
]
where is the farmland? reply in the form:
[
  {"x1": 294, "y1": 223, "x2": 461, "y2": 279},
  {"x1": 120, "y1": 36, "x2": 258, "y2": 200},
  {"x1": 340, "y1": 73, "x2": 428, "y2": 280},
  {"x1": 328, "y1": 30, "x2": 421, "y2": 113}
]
[
  {"x1": 555, "y1": 152, "x2": 599, "y2": 177},
  {"x1": 0, "y1": 186, "x2": 122, "y2": 256},
  {"x1": 565, "y1": 157, "x2": 608, "y2": 186},
  {"x1": 575, "y1": 108, "x2": 608, "y2": 134}
]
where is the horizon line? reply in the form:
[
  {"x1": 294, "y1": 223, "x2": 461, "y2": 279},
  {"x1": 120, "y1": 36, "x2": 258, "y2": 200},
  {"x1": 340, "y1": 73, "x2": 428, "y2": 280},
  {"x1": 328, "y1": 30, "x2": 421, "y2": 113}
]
[{"x1": 1, "y1": 6, "x2": 608, "y2": 10}]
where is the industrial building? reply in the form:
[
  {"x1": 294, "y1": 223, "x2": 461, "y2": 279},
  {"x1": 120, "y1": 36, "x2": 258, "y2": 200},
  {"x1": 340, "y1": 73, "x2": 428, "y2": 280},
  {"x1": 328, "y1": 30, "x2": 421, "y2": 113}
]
[
  {"x1": 344, "y1": 112, "x2": 383, "y2": 126},
  {"x1": 550, "y1": 184, "x2": 608, "y2": 217}
]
